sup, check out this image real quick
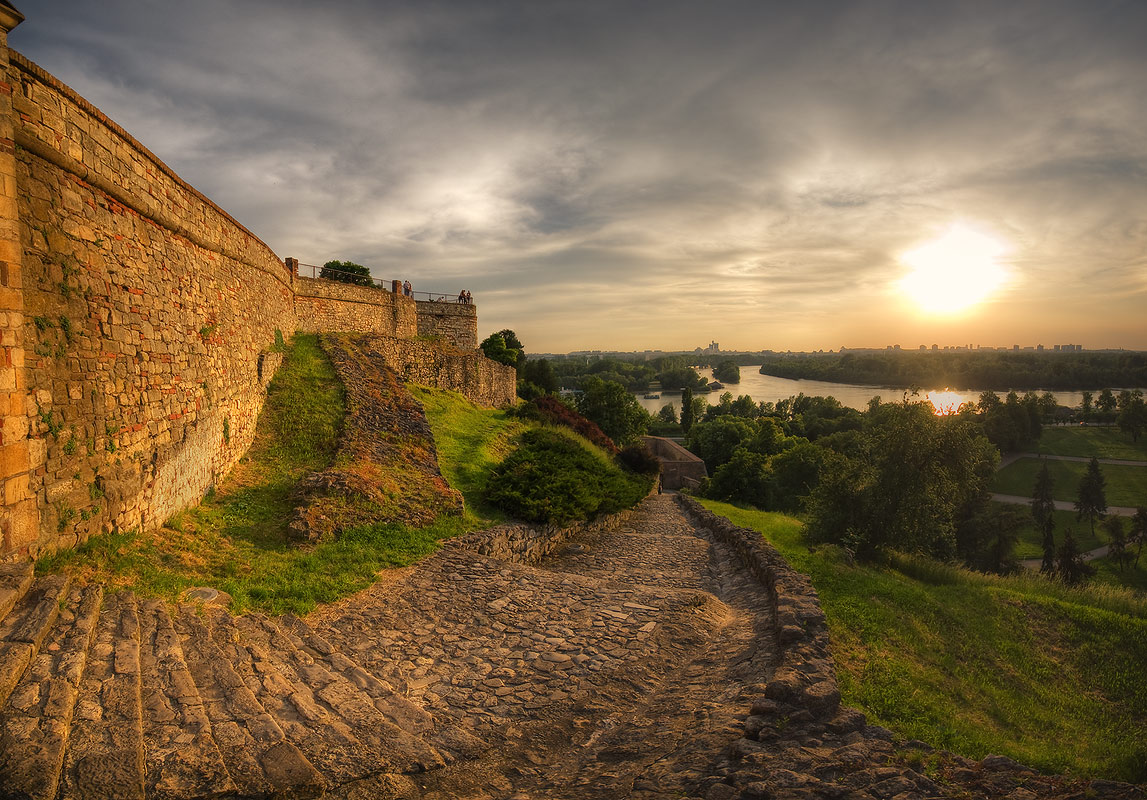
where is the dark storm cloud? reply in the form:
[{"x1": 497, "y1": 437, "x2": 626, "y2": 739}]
[{"x1": 13, "y1": 0, "x2": 1147, "y2": 350}]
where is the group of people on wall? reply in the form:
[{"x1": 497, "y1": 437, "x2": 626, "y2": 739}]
[{"x1": 395, "y1": 280, "x2": 473, "y2": 304}]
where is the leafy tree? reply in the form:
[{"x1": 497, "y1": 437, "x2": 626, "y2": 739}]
[
  {"x1": 1074, "y1": 457, "x2": 1107, "y2": 539},
  {"x1": 805, "y1": 400, "x2": 998, "y2": 561},
  {"x1": 706, "y1": 448, "x2": 772, "y2": 506},
  {"x1": 1131, "y1": 507, "x2": 1147, "y2": 568},
  {"x1": 480, "y1": 333, "x2": 518, "y2": 367},
  {"x1": 576, "y1": 377, "x2": 649, "y2": 446},
  {"x1": 768, "y1": 441, "x2": 827, "y2": 513},
  {"x1": 657, "y1": 404, "x2": 678, "y2": 424},
  {"x1": 320, "y1": 260, "x2": 374, "y2": 287},
  {"x1": 1031, "y1": 462, "x2": 1056, "y2": 532},
  {"x1": 680, "y1": 387, "x2": 695, "y2": 433},
  {"x1": 1097, "y1": 388, "x2": 1117, "y2": 414},
  {"x1": 1104, "y1": 516, "x2": 1129, "y2": 571},
  {"x1": 685, "y1": 417, "x2": 757, "y2": 472},
  {"x1": 1118, "y1": 390, "x2": 1146, "y2": 442},
  {"x1": 713, "y1": 359, "x2": 741, "y2": 384},
  {"x1": 1081, "y1": 391, "x2": 1093, "y2": 420},
  {"x1": 519, "y1": 358, "x2": 558, "y2": 398},
  {"x1": 1055, "y1": 528, "x2": 1094, "y2": 585},
  {"x1": 659, "y1": 366, "x2": 708, "y2": 392}
]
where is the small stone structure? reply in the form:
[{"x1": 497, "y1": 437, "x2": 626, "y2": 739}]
[
  {"x1": 0, "y1": 13, "x2": 512, "y2": 562},
  {"x1": 642, "y1": 435, "x2": 708, "y2": 489}
]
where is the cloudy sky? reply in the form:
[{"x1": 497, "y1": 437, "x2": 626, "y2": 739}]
[{"x1": 13, "y1": 1, "x2": 1147, "y2": 353}]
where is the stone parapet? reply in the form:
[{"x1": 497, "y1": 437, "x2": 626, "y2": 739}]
[
  {"x1": 675, "y1": 494, "x2": 841, "y2": 728},
  {"x1": 294, "y1": 276, "x2": 416, "y2": 338}
]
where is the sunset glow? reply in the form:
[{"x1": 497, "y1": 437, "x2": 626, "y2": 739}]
[{"x1": 900, "y1": 225, "x2": 1008, "y2": 315}]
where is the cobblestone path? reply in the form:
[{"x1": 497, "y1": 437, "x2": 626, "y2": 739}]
[
  {"x1": 0, "y1": 495, "x2": 778, "y2": 799},
  {"x1": 312, "y1": 493, "x2": 777, "y2": 798}
]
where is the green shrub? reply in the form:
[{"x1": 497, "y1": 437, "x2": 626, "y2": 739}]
[
  {"x1": 486, "y1": 428, "x2": 651, "y2": 524},
  {"x1": 616, "y1": 443, "x2": 661, "y2": 475}
]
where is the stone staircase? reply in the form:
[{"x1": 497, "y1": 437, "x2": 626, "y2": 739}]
[{"x1": 0, "y1": 563, "x2": 464, "y2": 800}]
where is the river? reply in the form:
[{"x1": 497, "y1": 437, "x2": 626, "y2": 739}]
[{"x1": 632, "y1": 367, "x2": 1096, "y2": 415}]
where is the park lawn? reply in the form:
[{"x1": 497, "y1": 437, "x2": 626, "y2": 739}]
[
  {"x1": 1092, "y1": 552, "x2": 1147, "y2": 594},
  {"x1": 1036, "y1": 426, "x2": 1147, "y2": 461},
  {"x1": 997, "y1": 504, "x2": 1105, "y2": 559},
  {"x1": 699, "y1": 499, "x2": 1147, "y2": 783},
  {"x1": 991, "y1": 457, "x2": 1147, "y2": 508}
]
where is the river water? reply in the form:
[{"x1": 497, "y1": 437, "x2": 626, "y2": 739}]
[{"x1": 633, "y1": 366, "x2": 1095, "y2": 415}]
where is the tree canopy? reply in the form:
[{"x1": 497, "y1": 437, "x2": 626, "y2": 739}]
[{"x1": 320, "y1": 260, "x2": 374, "y2": 287}]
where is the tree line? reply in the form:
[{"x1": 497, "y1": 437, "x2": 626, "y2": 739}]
[{"x1": 758, "y1": 350, "x2": 1147, "y2": 391}]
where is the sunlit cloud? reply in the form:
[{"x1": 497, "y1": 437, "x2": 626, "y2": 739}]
[{"x1": 13, "y1": 0, "x2": 1147, "y2": 352}]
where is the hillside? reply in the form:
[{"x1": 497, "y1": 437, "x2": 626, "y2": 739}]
[{"x1": 700, "y1": 499, "x2": 1147, "y2": 782}]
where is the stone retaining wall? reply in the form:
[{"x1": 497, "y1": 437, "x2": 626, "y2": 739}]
[
  {"x1": 363, "y1": 335, "x2": 516, "y2": 407},
  {"x1": 5, "y1": 50, "x2": 298, "y2": 560},
  {"x1": 675, "y1": 495, "x2": 842, "y2": 728},
  {"x1": 414, "y1": 300, "x2": 477, "y2": 350}
]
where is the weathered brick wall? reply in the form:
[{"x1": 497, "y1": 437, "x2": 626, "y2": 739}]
[
  {"x1": 362, "y1": 335, "x2": 517, "y2": 407},
  {"x1": 295, "y1": 276, "x2": 417, "y2": 337},
  {"x1": 6, "y1": 52, "x2": 298, "y2": 559},
  {"x1": 415, "y1": 300, "x2": 477, "y2": 349}
]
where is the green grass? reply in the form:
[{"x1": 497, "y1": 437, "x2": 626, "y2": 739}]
[
  {"x1": 409, "y1": 384, "x2": 526, "y2": 526},
  {"x1": 36, "y1": 335, "x2": 467, "y2": 615},
  {"x1": 699, "y1": 499, "x2": 1147, "y2": 782},
  {"x1": 1036, "y1": 426, "x2": 1147, "y2": 461},
  {"x1": 998, "y1": 504, "x2": 1106, "y2": 559},
  {"x1": 992, "y1": 457, "x2": 1147, "y2": 508}
]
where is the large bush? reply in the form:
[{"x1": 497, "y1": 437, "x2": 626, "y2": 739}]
[
  {"x1": 485, "y1": 429, "x2": 652, "y2": 524},
  {"x1": 321, "y1": 260, "x2": 374, "y2": 287},
  {"x1": 517, "y1": 394, "x2": 618, "y2": 454}
]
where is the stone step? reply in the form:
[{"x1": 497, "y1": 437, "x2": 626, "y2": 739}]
[
  {"x1": 281, "y1": 613, "x2": 488, "y2": 765},
  {"x1": 204, "y1": 606, "x2": 444, "y2": 785},
  {"x1": 0, "y1": 574, "x2": 72, "y2": 707},
  {"x1": 60, "y1": 591, "x2": 146, "y2": 800},
  {"x1": 138, "y1": 598, "x2": 235, "y2": 799},
  {"x1": 172, "y1": 605, "x2": 324, "y2": 798},
  {"x1": 279, "y1": 612, "x2": 435, "y2": 735},
  {"x1": 0, "y1": 562, "x2": 34, "y2": 622},
  {"x1": 0, "y1": 583, "x2": 102, "y2": 800}
]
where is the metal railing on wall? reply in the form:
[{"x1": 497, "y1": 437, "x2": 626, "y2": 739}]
[{"x1": 295, "y1": 262, "x2": 474, "y2": 305}]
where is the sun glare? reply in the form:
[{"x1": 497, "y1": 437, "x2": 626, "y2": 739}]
[
  {"x1": 927, "y1": 390, "x2": 966, "y2": 416},
  {"x1": 899, "y1": 224, "x2": 1008, "y2": 314}
]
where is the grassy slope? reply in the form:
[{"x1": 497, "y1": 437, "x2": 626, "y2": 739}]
[
  {"x1": 408, "y1": 384, "x2": 526, "y2": 526},
  {"x1": 991, "y1": 457, "x2": 1147, "y2": 508},
  {"x1": 37, "y1": 336, "x2": 470, "y2": 614},
  {"x1": 1037, "y1": 426, "x2": 1147, "y2": 460},
  {"x1": 699, "y1": 499, "x2": 1147, "y2": 783}
]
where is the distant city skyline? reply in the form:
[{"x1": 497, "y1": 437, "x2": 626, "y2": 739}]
[{"x1": 14, "y1": 1, "x2": 1147, "y2": 352}]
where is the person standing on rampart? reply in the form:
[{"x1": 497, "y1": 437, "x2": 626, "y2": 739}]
[{"x1": 403, "y1": 280, "x2": 412, "y2": 297}]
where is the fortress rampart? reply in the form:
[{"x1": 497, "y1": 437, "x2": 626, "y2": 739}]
[{"x1": 0, "y1": 21, "x2": 512, "y2": 562}]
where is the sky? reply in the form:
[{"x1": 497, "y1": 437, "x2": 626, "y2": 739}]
[{"x1": 12, "y1": 1, "x2": 1147, "y2": 353}]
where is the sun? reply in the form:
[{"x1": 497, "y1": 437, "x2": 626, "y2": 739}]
[{"x1": 899, "y1": 224, "x2": 1008, "y2": 314}]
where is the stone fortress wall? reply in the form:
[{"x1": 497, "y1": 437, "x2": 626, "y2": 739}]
[{"x1": 0, "y1": 21, "x2": 513, "y2": 562}]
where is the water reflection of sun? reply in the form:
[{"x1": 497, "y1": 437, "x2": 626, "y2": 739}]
[{"x1": 928, "y1": 390, "x2": 966, "y2": 416}]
